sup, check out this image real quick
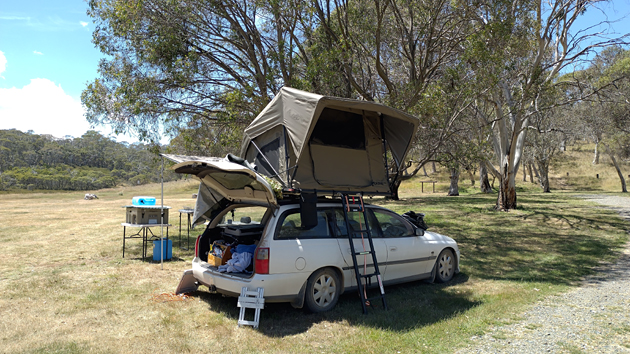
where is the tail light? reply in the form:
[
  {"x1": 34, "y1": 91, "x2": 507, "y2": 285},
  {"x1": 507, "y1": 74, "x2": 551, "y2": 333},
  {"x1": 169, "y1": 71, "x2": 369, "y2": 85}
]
[
  {"x1": 194, "y1": 235, "x2": 202, "y2": 258},
  {"x1": 254, "y1": 247, "x2": 269, "y2": 274}
]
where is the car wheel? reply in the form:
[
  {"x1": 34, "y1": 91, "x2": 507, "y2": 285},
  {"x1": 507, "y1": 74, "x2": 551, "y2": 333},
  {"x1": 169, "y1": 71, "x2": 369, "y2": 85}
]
[
  {"x1": 304, "y1": 268, "x2": 340, "y2": 313},
  {"x1": 435, "y1": 249, "x2": 455, "y2": 283}
]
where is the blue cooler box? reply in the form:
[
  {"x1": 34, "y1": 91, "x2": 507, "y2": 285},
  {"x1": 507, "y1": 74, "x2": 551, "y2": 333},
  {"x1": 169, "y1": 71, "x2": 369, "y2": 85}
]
[
  {"x1": 153, "y1": 239, "x2": 172, "y2": 261},
  {"x1": 132, "y1": 196, "x2": 156, "y2": 206}
]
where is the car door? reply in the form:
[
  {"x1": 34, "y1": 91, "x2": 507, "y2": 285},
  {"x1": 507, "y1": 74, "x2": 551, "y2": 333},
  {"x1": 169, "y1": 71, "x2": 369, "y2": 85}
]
[
  {"x1": 370, "y1": 208, "x2": 435, "y2": 281},
  {"x1": 272, "y1": 207, "x2": 344, "y2": 276},
  {"x1": 332, "y1": 208, "x2": 388, "y2": 288}
]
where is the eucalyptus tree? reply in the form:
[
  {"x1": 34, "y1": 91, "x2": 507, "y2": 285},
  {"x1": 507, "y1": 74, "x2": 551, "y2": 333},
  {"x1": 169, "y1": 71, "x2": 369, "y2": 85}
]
[
  {"x1": 465, "y1": 0, "x2": 625, "y2": 210},
  {"x1": 439, "y1": 121, "x2": 492, "y2": 196},
  {"x1": 587, "y1": 47, "x2": 630, "y2": 192},
  {"x1": 303, "y1": 0, "x2": 476, "y2": 195},
  {"x1": 83, "y1": 0, "x2": 311, "y2": 145},
  {"x1": 309, "y1": 0, "x2": 471, "y2": 105},
  {"x1": 526, "y1": 89, "x2": 571, "y2": 193}
]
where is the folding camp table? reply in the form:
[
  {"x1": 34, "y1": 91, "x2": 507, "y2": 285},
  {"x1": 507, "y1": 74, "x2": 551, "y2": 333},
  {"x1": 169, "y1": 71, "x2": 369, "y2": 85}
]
[
  {"x1": 178, "y1": 208, "x2": 194, "y2": 250},
  {"x1": 121, "y1": 223, "x2": 171, "y2": 261}
]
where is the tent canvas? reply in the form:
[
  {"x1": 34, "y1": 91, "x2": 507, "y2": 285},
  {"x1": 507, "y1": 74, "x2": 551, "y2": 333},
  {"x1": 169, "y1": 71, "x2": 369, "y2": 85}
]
[{"x1": 240, "y1": 87, "x2": 420, "y2": 196}]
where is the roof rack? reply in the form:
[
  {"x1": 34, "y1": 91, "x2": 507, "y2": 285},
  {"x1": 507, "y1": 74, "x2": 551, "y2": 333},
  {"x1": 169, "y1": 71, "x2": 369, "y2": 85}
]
[{"x1": 279, "y1": 188, "x2": 391, "y2": 200}]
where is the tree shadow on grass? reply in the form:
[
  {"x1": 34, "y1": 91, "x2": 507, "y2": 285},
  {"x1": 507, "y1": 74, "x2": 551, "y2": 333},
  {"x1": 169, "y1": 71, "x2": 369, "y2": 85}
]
[
  {"x1": 436, "y1": 197, "x2": 628, "y2": 285},
  {"x1": 380, "y1": 193, "x2": 628, "y2": 285},
  {"x1": 192, "y1": 273, "x2": 479, "y2": 337},
  {"x1": 190, "y1": 193, "x2": 629, "y2": 337}
]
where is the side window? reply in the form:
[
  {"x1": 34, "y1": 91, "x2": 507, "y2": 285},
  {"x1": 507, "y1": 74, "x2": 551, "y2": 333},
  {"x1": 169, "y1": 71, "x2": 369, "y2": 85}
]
[
  {"x1": 372, "y1": 209, "x2": 414, "y2": 238},
  {"x1": 333, "y1": 208, "x2": 381, "y2": 238},
  {"x1": 276, "y1": 209, "x2": 332, "y2": 239}
]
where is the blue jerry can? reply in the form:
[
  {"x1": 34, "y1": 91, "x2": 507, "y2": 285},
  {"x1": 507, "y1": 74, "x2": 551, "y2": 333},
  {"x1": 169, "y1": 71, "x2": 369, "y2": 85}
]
[{"x1": 153, "y1": 239, "x2": 172, "y2": 261}]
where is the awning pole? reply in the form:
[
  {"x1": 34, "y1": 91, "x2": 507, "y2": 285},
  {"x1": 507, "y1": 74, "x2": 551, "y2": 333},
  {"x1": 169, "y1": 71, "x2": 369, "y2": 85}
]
[
  {"x1": 160, "y1": 155, "x2": 164, "y2": 270},
  {"x1": 282, "y1": 126, "x2": 291, "y2": 187},
  {"x1": 250, "y1": 141, "x2": 287, "y2": 188}
]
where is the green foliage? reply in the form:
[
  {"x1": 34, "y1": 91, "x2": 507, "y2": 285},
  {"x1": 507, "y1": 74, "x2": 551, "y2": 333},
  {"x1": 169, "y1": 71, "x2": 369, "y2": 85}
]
[
  {"x1": 0, "y1": 129, "x2": 179, "y2": 191},
  {"x1": 83, "y1": 0, "x2": 310, "y2": 145}
]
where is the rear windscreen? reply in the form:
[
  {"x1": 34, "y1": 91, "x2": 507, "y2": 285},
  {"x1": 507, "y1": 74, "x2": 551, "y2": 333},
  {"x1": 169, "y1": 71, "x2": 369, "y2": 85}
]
[{"x1": 310, "y1": 108, "x2": 366, "y2": 150}]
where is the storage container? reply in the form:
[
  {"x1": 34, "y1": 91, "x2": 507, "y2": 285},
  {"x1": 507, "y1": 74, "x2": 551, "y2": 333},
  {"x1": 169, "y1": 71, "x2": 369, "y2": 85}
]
[
  {"x1": 125, "y1": 207, "x2": 169, "y2": 224},
  {"x1": 153, "y1": 239, "x2": 172, "y2": 261},
  {"x1": 132, "y1": 196, "x2": 156, "y2": 206},
  {"x1": 208, "y1": 243, "x2": 231, "y2": 266}
]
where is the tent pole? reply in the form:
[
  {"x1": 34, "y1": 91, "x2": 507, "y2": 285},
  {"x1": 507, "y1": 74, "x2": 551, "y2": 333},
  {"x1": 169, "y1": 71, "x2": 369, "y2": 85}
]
[
  {"x1": 160, "y1": 155, "x2": 164, "y2": 270},
  {"x1": 282, "y1": 126, "x2": 291, "y2": 187},
  {"x1": 251, "y1": 141, "x2": 287, "y2": 188},
  {"x1": 379, "y1": 114, "x2": 394, "y2": 193}
]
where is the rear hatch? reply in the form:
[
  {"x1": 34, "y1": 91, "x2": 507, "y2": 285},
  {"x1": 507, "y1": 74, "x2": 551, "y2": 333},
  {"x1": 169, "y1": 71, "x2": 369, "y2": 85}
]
[{"x1": 162, "y1": 154, "x2": 278, "y2": 226}]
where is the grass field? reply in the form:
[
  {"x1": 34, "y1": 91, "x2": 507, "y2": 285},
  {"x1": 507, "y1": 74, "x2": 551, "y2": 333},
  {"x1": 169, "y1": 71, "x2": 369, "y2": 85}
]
[{"x1": 0, "y1": 147, "x2": 629, "y2": 353}]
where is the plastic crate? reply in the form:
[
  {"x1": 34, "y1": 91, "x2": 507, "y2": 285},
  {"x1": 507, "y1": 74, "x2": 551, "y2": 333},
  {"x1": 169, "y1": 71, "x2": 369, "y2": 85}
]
[{"x1": 125, "y1": 207, "x2": 169, "y2": 224}]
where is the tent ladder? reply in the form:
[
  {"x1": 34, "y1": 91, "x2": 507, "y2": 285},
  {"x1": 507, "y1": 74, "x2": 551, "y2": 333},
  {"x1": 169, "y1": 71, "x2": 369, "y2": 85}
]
[{"x1": 341, "y1": 193, "x2": 387, "y2": 314}]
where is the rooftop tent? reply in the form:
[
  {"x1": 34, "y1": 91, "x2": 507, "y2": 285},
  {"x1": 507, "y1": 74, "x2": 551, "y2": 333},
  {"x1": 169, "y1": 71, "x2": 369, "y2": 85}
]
[{"x1": 240, "y1": 87, "x2": 420, "y2": 196}]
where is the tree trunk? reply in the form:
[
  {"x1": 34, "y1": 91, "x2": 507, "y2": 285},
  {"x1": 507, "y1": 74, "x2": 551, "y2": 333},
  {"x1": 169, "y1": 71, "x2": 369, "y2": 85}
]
[
  {"x1": 496, "y1": 163, "x2": 517, "y2": 210},
  {"x1": 390, "y1": 179, "x2": 402, "y2": 200},
  {"x1": 467, "y1": 169, "x2": 475, "y2": 186},
  {"x1": 531, "y1": 163, "x2": 539, "y2": 178},
  {"x1": 522, "y1": 162, "x2": 527, "y2": 182},
  {"x1": 479, "y1": 161, "x2": 493, "y2": 193},
  {"x1": 527, "y1": 163, "x2": 534, "y2": 183},
  {"x1": 609, "y1": 153, "x2": 628, "y2": 193},
  {"x1": 537, "y1": 160, "x2": 551, "y2": 193},
  {"x1": 422, "y1": 164, "x2": 428, "y2": 177},
  {"x1": 448, "y1": 168, "x2": 460, "y2": 196},
  {"x1": 593, "y1": 140, "x2": 600, "y2": 165},
  {"x1": 431, "y1": 162, "x2": 437, "y2": 173}
]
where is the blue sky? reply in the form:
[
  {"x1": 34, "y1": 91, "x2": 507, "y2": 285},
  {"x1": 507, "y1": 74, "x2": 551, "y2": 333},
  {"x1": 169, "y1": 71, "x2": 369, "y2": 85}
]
[
  {"x1": 0, "y1": 0, "x2": 137, "y2": 142},
  {"x1": 0, "y1": 0, "x2": 629, "y2": 143}
]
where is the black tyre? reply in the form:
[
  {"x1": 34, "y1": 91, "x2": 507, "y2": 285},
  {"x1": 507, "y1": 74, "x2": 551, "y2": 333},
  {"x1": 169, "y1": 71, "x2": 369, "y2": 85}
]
[
  {"x1": 435, "y1": 249, "x2": 455, "y2": 283},
  {"x1": 304, "y1": 268, "x2": 341, "y2": 313}
]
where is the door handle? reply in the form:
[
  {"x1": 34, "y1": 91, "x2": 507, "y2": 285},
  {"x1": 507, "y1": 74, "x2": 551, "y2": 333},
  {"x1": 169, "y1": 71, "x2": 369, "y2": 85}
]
[{"x1": 389, "y1": 246, "x2": 397, "y2": 251}]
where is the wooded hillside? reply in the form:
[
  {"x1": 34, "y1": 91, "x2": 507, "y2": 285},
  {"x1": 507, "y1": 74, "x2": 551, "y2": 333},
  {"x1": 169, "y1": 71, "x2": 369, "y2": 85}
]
[{"x1": 0, "y1": 129, "x2": 180, "y2": 191}]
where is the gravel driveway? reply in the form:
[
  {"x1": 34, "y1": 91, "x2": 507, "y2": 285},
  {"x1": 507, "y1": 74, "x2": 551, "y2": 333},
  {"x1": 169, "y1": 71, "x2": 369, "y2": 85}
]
[{"x1": 457, "y1": 195, "x2": 630, "y2": 353}]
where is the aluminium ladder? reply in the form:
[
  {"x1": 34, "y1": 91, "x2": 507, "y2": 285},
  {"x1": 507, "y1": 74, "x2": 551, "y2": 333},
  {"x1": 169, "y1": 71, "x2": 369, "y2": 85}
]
[
  {"x1": 341, "y1": 194, "x2": 388, "y2": 314},
  {"x1": 237, "y1": 287, "x2": 265, "y2": 328}
]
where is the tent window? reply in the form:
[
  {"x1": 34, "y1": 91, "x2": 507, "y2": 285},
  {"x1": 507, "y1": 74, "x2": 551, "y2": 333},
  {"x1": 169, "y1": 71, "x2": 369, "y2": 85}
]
[
  {"x1": 310, "y1": 108, "x2": 365, "y2": 150},
  {"x1": 254, "y1": 138, "x2": 281, "y2": 177}
]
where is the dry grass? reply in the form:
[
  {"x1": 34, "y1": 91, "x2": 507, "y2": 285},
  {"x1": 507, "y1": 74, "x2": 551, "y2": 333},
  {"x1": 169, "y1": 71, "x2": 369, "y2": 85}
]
[
  {"x1": 403, "y1": 145, "x2": 630, "y2": 195},
  {"x1": 0, "y1": 152, "x2": 629, "y2": 353}
]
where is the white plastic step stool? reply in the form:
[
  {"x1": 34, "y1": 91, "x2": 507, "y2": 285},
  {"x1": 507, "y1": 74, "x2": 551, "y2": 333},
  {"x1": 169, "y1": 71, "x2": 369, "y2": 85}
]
[{"x1": 237, "y1": 287, "x2": 265, "y2": 328}]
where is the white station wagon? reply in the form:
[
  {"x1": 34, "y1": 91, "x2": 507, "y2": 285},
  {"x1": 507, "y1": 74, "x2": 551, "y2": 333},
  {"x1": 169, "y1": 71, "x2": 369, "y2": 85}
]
[
  {"x1": 172, "y1": 157, "x2": 460, "y2": 313},
  {"x1": 169, "y1": 87, "x2": 460, "y2": 312}
]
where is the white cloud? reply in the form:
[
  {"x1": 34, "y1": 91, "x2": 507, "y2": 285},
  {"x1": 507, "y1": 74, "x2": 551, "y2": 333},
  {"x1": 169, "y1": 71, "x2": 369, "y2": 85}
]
[
  {"x1": 33, "y1": 50, "x2": 43, "y2": 55},
  {"x1": 0, "y1": 79, "x2": 143, "y2": 142},
  {"x1": 0, "y1": 78, "x2": 91, "y2": 139},
  {"x1": 0, "y1": 16, "x2": 30, "y2": 21},
  {"x1": 0, "y1": 51, "x2": 6, "y2": 78},
  {"x1": 0, "y1": 55, "x2": 143, "y2": 141},
  {"x1": 80, "y1": 21, "x2": 88, "y2": 27}
]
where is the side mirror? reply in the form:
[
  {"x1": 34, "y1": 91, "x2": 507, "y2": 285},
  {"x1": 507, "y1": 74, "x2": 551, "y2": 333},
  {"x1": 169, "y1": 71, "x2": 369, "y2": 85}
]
[{"x1": 415, "y1": 228, "x2": 424, "y2": 236}]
